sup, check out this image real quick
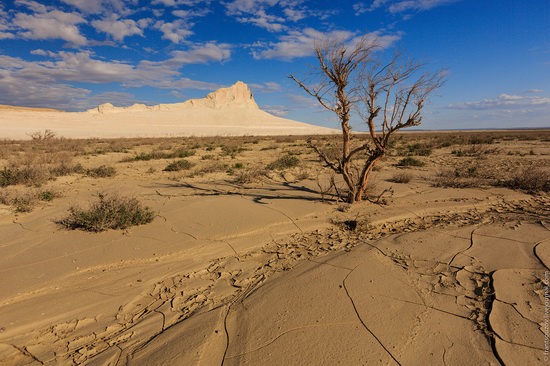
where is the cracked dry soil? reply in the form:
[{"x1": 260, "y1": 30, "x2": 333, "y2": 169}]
[{"x1": 3, "y1": 197, "x2": 542, "y2": 365}]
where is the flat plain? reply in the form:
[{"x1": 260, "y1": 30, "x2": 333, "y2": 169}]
[{"x1": 0, "y1": 130, "x2": 549, "y2": 365}]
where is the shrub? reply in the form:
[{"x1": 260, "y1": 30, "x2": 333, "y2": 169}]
[
  {"x1": 172, "y1": 148, "x2": 196, "y2": 158},
  {"x1": 122, "y1": 148, "x2": 195, "y2": 162},
  {"x1": 192, "y1": 162, "x2": 228, "y2": 176},
  {"x1": 27, "y1": 129, "x2": 57, "y2": 141},
  {"x1": 220, "y1": 145, "x2": 246, "y2": 157},
  {"x1": 389, "y1": 172, "x2": 413, "y2": 183},
  {"x1": 0, "y1": 188, "x2": 62, "y2": 213},
  {"x1": 164, "y1": 159, "x2": 195, "y2": 172},
  {"x1": 235, "y1": 167, "x2": 267, "y2": 184},
  {"x1": 469, "y1": 136, "x2": 494, "y2": 145},
  {"x1": 404, "y1": 143, "x2": 432, "y2": 156},
  {"x1": 86, "y1": 165, "x2": 116, "y2": 178},
  {"x1": 0, "y1": 165, "x2": 49, "y2": 187},
  {"x1": 267, "y1": 155, "x2": 300, "y2": 170},
  {"x1": 396, "y1": 157, "x2": 425, "y2": 167},
  {"x1": 500, "y1": 168, "x2": 549, "y2": 192},
  {"x1": 452, "y1": 145, "x2": 499, "y2": 157},
  {"x1": 433, "y1": 168, "x2": 479, "y2": 188},
  {"x1": 56, "y1": 193, "x2": 155, "y2": 232}
]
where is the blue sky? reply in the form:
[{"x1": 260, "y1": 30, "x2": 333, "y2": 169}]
[{"x1": 0, "y1": 0, "x2": 548, "y2": 130}]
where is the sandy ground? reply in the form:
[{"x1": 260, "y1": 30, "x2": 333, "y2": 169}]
[
  {"x1": 0, "y1": 108, "x2": 336, "y2": 140},
  {"x1": 0, "y1": 133, "x2": 549, "y2": 365}
]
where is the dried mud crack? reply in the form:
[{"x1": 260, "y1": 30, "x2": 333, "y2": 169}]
[{"x1": 5, "y1": 196, "x2": 548, "y2": 365}]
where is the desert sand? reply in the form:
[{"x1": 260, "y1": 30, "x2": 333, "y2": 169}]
[
  {"x1": 0, "y1": 122, "x2": 548, "y2": 365},
  {"x1": 0, "y1": 82, "x2": 336, "y2": 140}
]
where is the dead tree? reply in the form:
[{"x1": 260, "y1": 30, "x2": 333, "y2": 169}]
[{"x1": 290, "y1": 37, "x2": 445, "y2": 203}]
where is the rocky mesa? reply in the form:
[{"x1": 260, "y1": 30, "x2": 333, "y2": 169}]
[
  {"x1": 87, "y1": 81, "x2": 259, "y2": 114},
  {"x1": 0, "y1": 81, "x2": 336, "y2": 139}
]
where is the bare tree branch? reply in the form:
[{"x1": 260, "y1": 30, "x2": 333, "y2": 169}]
[{"x1": 290, "y1": 35, "x2": 445, "y2": 203}]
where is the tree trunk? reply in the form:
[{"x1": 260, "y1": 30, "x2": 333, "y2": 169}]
[{"x1": 354, "y1": 154, "x2": 383, "y2": 202}]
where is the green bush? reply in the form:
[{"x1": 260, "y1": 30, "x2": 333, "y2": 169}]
[
  {"x1": 405, "y1": 143, "x2": 432, "y2": 156},
  {"x1": 86, "y1": 165, "x2": 116, "y2": 178},
  {"x1": 389, "y1": 172, "x2": 413, "y2": 183},
  {"x1": 164, "y1": 159, "x2": 195, "y2": 171},
  {"x1": 267, "y1": 155, "x2": 300, "y2": 170},
  {"x1": 122, "y1": 148, "x2": 195, "y2": 162},
  {"x1": 500, "y1": 168, "x2": 549, "y2": 192},
  {"x1": 396, "y1": 157, "x2": 425, "y2": 167},
  {"x1": 56, "y1": 193, "x2": 155, "y2": 232}
]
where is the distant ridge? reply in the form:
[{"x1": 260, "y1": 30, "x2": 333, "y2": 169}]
[
  {"x1": 87, "y1": 81, "x2": 258, "y2": 114},
  {"x1": 0, "y1": 81, "x2": 337, "y2": 139}
]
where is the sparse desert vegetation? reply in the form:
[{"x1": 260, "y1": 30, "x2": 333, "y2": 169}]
[
  {"x1": 56, "y1": 192, "x2": 155, "y2": 232},
  {"x1": 0, "y1": 129, "x2": 548, "y2": 365}
]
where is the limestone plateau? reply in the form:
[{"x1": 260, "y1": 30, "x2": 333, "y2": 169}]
[
  {"x1": 87, "y1": 81, "x2": 260, "y2": 114},
  {"x1": 0, "y1": 82, "x2": 336, "y2": 139}
]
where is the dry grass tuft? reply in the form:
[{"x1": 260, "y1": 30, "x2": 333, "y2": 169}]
[
  {"x1": 86, "y1": 165, "x2": 117, "y2": 178},
  {"x1": 163, "y1": 159, "x2": 195, "y2": 172},
  {"x1": 0, "y1": 187, "x2": 63, "y2": 213},
  {"x1": 234, "y1": 166, "x2": 268, "y2": 184},
  {"x1": 388, "y1": 171, "x2": 413, "y2": 183},
  {"x1": 267, "y1": 155, "x2": 300, "y2": 170},
  {"x1": 499, "y1": 168, "x2": 550, "y2": 192},
  {"x1": 56, "y1": 192, "x2": 155, "y2": 232},
  {"x1": 396, "y1": 157, "x2": 425, "y2": 167}
]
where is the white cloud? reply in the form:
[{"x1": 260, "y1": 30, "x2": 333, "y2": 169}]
[
  {"x1": 0, "y1": 67, "x2": 91, "y2": 109},
  {"x1": 389, "y1": 0, "x2": 458, "y2": 13},
  {"x1": 152, "y1": 0, "x2": 207, "y2": 6},
  {"x1": 263, "y1": 105, "x2": 289, "y2": 116},
  {"x1": 252, "y1": 28, "x2": 402, "y2": 60},
  {"x1": 448, "y1": 93, "x2": 550, "y2": 110},
  {"x1": 92, "y1": 15, "x2": 149, "y2": 41},
  {"x1": 224, "y1": 0, "x2": 327, "y2": 32},
  {"x1": 151, "y1": 42, "x2": 232, "y2": 67},
  {"x1": 237, "y1": 10, "x2": 286, "y2": 32},
  {"x1": 59, "y1": 0, "x2": 133, "y2": 15},
  {"x1": 153, "y1": 19, "x2": 194, "y2": 43},
  {"x1": 250, "y1": 81, "x2": 283, "y2": 92},
  {"x1": 15, "y1": 0, "x2": 48, "y2": 13},
  {"x1": 354, "y1": 0, "x2": 458, "y2": 15},
  {"x1": 283, "y1": 7, "x2": 305, "y2": 21},
  {"x1": 225, "y1": 0, "x2": 280, "y2": 15},
  {"x1": 526, "y1": 89, "x2": 544, "y2": 93},
  {"x1": 172, "y1": 8, "x2": 210, "y2": 18},
  {"x1": 13, "y1": 9, "x2": 87, "y2": 45},
  {"x1": 30, "y1": 49, "x2": 58, "y2": 57},
  {"x1": 0, "y1": 5, "x2": 14, "y2": 39},
  {"x1": 0, "y1": 46, "x2": 230, "y2": 110},
  {"x1": 353, "y1": 0, "x2": 388, "y2": 15}
]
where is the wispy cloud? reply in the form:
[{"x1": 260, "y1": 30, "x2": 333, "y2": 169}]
[
  {"x1": 153, "y1": 19, "x2": 194, "y2": 43},
  {"x1": 224, "y1": 0, "x2": 335, "y2": 33},
  {"x1": 262, "y1": 105, "x2": 289, "y2": 116},
  {"x1": 151, "y1": 0, "x2": 209, "y2": 6},
  {"x1": 12, "y1": 4, "x2": 88, "y2": 45},
  {"x1": 354, "y1": 0, "x2": 459, "y2": 15},
  {"x1": 59, "y1": 0, "x2": 136, "y2": 16},
  {"x1": 0, "y1": 43, "x2": 231, "y2": 109},
  {"x1": 250, "y1": 81, "x2": 283, "y2": 93},
  {"x1": 252, "y1": 28, "x2": 402, "y2": 60},
  {"x1": 92, "y1": 15, "x2": 150, "y2": 41},
  {"x1": 448, "y1": 93, "x2": 550, "y2": 110}
]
